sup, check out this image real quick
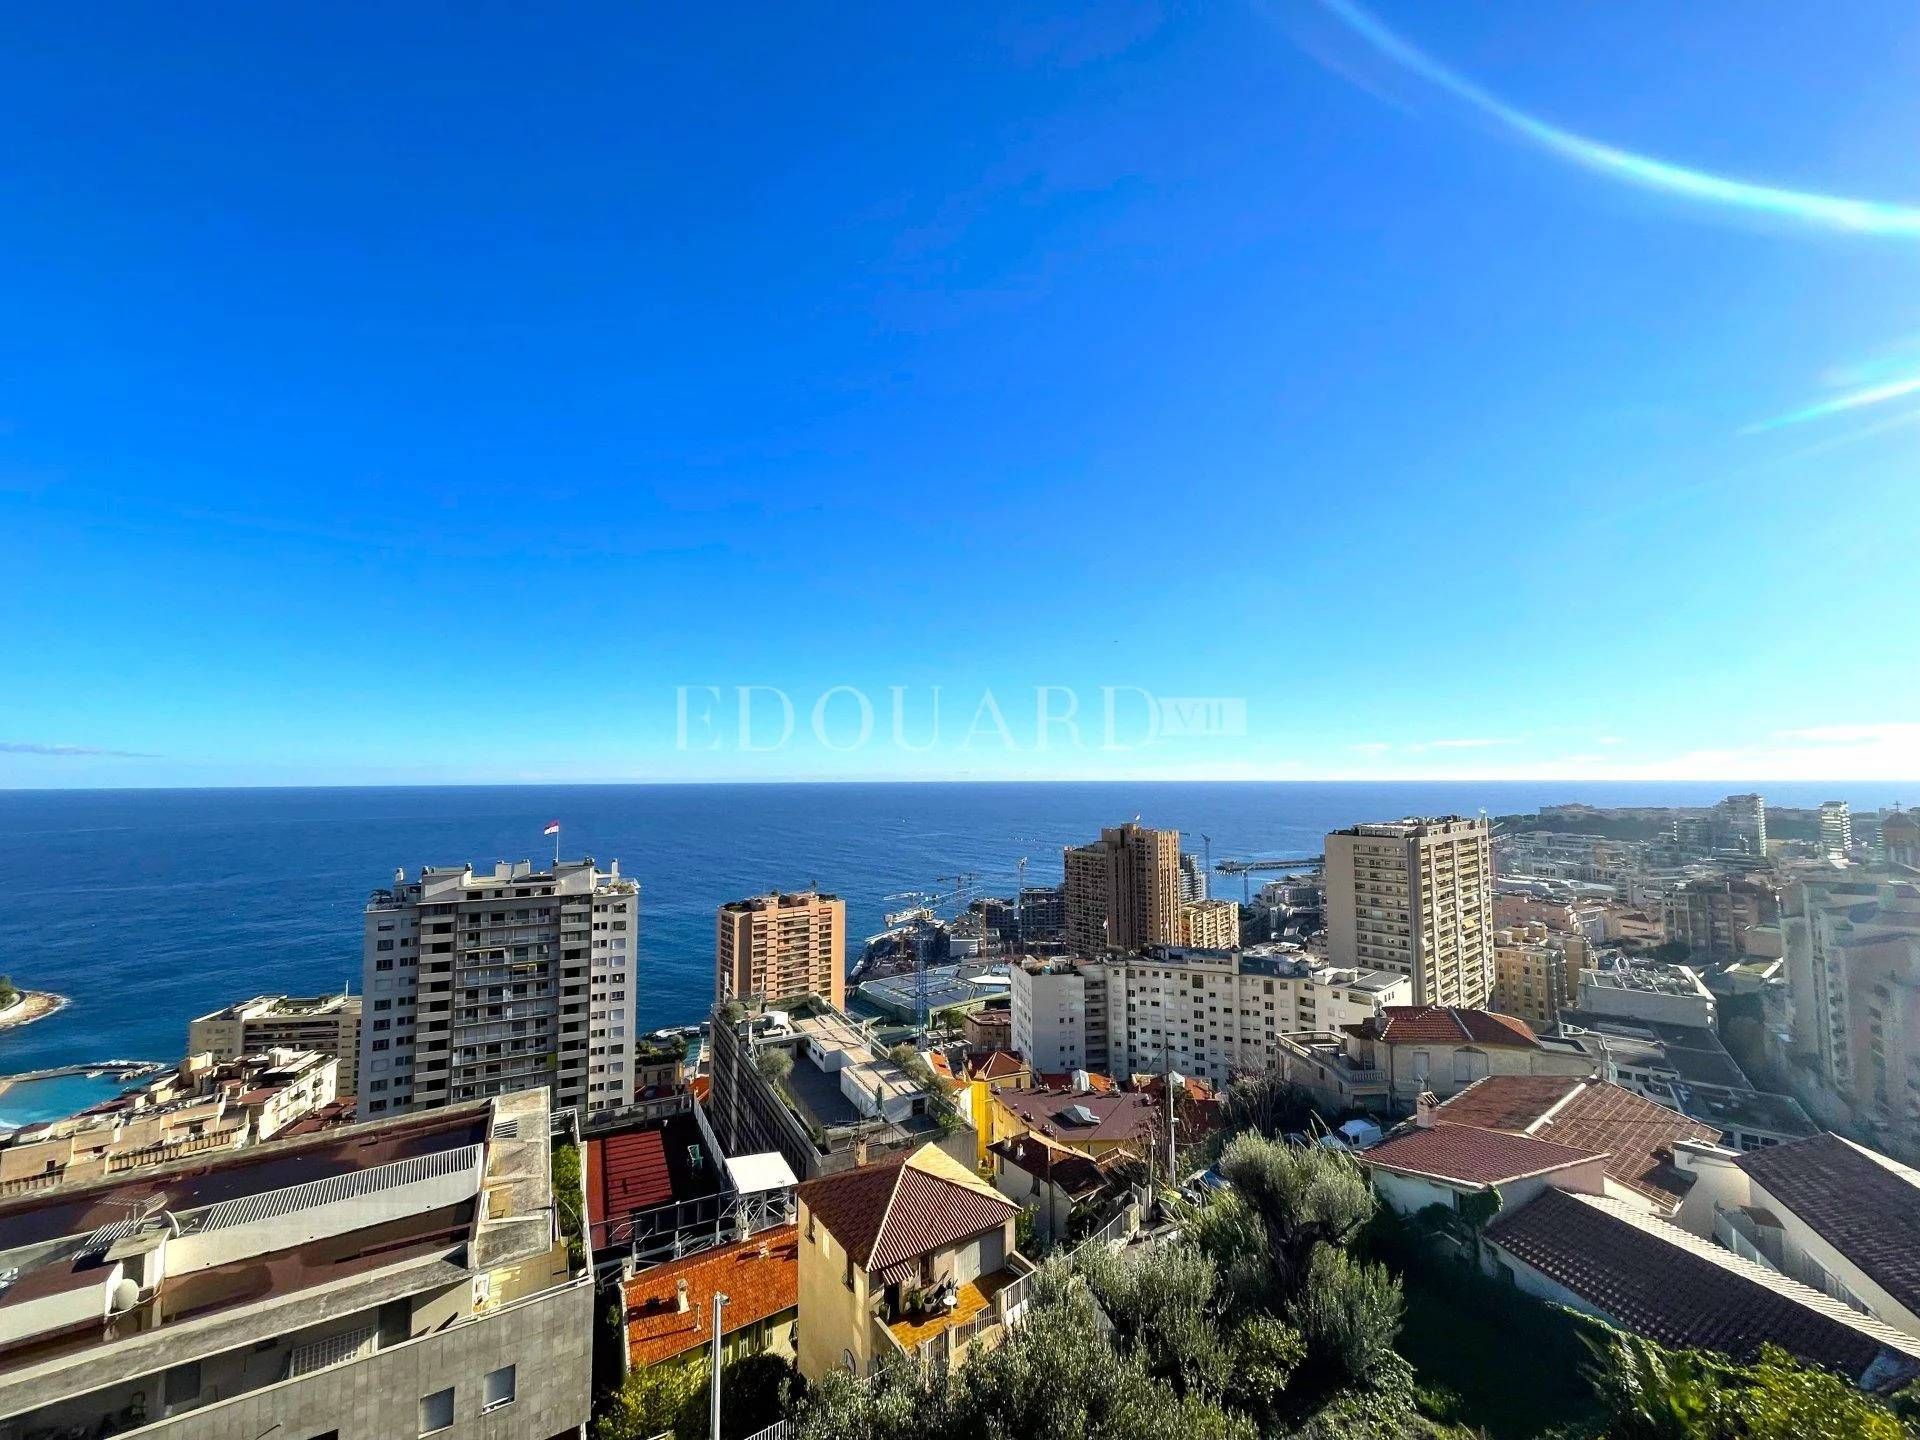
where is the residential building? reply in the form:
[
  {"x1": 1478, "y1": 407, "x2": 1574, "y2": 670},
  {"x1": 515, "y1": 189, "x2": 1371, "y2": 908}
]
[
  {"x1": 1485, "y1": 1188, "x2": 1919, "y2": 1392},
  {"x1": 623, "y1": 1225, "x2": 799, "y2": 1373},
  {"x1": 1554, "y1": 1011, "x2": 1816, "y2": 1152},
  {"x1": 1420, "y1": 1074, "x2": 1722, "y2": 1215},
  {"x1": 1062, "y1": 822, "x2": 1181, "y2": 954},
  {"x1": 1275, "y1": 1007, "x2": 1595, "y2": 1116},
  {"x1": 1325, "y1": 816, "x2": 1496, "y2": 1008},
  {"x1": 1178, "y1": 851, "x2": 1208, "y2": 903},
  {"x1": 1674, "y1": 1132, "x2": 1920, "y2": 1338},
  {"x1": 1777, "y1": 871, "x2": 1920, "y2": 1160},
  {"x1": 963, "y1": 1002, "x2": 1012, "y2": 1054},
  {"x1": 986, "y1": 1085, "x2": 1161, "y2": 1162},
  {"x1": 1491, "y1": 923, "x2": 1584, "y2": 1030},
  {"x1": 1016, "y1": 886, "x2": 1066, "y2": 944},
  {"x1": 1718, "y1": 792, "x2": 1769, "y2": 857},
  {"x1": 1883, "y1": 810, "x2": 1920, "y2": 870},
  {"x1": 360, "y1": 857, "x2": 640, "y2": 1122},
  {"x1": 0, "y1": 1088, "x2": 594, "y2": 1440},
  {"x1": 1179, "y1": 897, "x2": 1240, "y2": 949},
  {"x1": 716, "y1": 889, "x2": 847, "y2": 1011},
  {"x1": 795, "y1": 1143, "x2": 1025, "y2": 1379},
  {"x1": 988, "y1": 1132, "x2": 1141, "y2": 1245},
  {"x1": 706, "y1": 1001, "x2": 971, "y2": 1180},
  {"x1": 1821, "y1": 801, "x2": 1855, "y2": 860},
  {"x1": 1577, "y1": 963, "x2": 1717, "y2": 1029},
  {"x1": 0, "y1": 1050, "x2": 340, "y2": 1194},
  {"x1": 1362, "y1": 1117, "x2": 1610, "y2": 1219},
  {"x1": 1011, "y1": 949, "x2": 1408, "y2": 1085},
  {"x1": 1666, "y1": 876, "x2": 1779, "y2": 962},
  {"x1": 1009, "y1": 960, "x2": 1097, "y2": 1074},
  {"x1": 187, "y1": 992, "x2": 363, "y2": 1096}
]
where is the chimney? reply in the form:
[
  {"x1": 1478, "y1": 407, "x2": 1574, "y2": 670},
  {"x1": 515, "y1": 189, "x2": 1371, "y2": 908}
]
[
  {"x1": 853, "y1": 1137, "x2": 869, "y2": 1166},
  {"x1": 675, "y1": 1279, "x2": 689, "y2": 1313},
  {"x1": 1414, "y1": 1092, "x2": 1439, "y2": 1129}
]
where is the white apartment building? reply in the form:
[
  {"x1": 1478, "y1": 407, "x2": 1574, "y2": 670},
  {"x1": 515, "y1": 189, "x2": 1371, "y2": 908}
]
[
  {"x1": 1326, "y1": 816, "x2": 1496, "y2": 1008},
  {"x1": 360, "y1": 858, "x2": 639, "y2": 1122},
  {"x1": 1819, "y1": 800, "x2": 1854, "y2": 859},
  {"x1": 1010, "y1": 960, "x2": 1098, "y2": 1073},
  {"x1": 1012, "y1": 948, "x2": 1409, "y2": 1084}
]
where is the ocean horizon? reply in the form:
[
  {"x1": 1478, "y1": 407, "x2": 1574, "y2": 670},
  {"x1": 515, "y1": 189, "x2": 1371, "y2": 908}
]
[{"x1": 1, "y1": 779, "x2": 1905, "y2": 1120}]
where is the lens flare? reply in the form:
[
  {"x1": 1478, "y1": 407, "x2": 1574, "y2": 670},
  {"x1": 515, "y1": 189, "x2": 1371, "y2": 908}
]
[{"x1": 1314, "y1": 0, "x2": 1920, "y2": 237}]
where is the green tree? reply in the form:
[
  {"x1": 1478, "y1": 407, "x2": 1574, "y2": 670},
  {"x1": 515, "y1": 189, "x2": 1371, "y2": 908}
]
[
  {"x1": 755, "y1": 1047, "x2": 794, "y2": 1086},
  {"x1": 1203, "y1": 1132, "x2": 1377, "y2": 1302},
  {"x1": 1589, "y1": 1334, "x2": 1913, "y2": 1440},
  {"x1": 593, "y1": 1358, "x2": 704, "y2": 1440},
  {"x1": 1216, "y1": 1070, "x2": 1320, "y2": 1145},
  {"x1": 1285, "y1": 1244, "x2": 1405, "y2": 1390}
]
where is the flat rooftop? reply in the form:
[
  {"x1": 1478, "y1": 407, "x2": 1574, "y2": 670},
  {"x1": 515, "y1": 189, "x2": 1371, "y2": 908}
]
[{"x1": 0, "y1": 1106, "x2": 487, "y2": 1254}]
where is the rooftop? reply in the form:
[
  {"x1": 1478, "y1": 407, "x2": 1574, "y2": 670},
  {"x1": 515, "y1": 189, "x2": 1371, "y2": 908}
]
[
  {"x1": 1347, "y1": 1007, "x2": 1542, "y2": 1049},
  {"x1": 1434, "y1": 1075, "x2": 1720, "y2": 1209},
  {"x1": 1487, "y1": 1188, "x2": 1920, "y2": 1389},
  {"x1": 1737, "y1": 1134, "x2": 1920, "y2": 1320},
  {"x1": 1363, "y1": 1122, "x2": 1604, "y2": 1190},
  {"x1": 796, "y1": 1144, "x2": 1016, "y2": 1281},
  {"x1": 623, "y1": 1225, "x2": 798, "y2": 1369},
  {"x1": 584, "y1": 1112, "x2": 725, "y2": 1255},
  {"x1": 0, "y1": 1090, "x2": 557, "y2": 1390},
  {"x1": 994, "y1": 1087, "x2": 1160, "y2": 1150}
]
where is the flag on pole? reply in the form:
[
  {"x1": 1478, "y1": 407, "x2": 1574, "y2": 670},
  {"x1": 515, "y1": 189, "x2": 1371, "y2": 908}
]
[{"x1": 543, "y1": 821, "x2": 561, "y2": 836}]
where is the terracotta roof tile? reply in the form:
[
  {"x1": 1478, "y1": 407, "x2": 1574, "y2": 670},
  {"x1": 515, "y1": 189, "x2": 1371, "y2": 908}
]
[
  {"x1": 1487, "y1": 1189, "x2": 1920, "y2": 1385},
  {"x1": 970, "y1": 1050, "x2": 1028, "y2": 1081},
  {"x1": 1353, "y1": 1007, "x2": 1543, "y2": 1048},
  {"x1": 1363, "y1": 1122, "x2": 1604, "y2": 1188},
  {"x1": 1738, "y1": 1134, "x2": 1920, "y2": 1319},
  {"x1": 795, "y1": 1144, "x2": 1017, "y2": 1275},
  {"x1": 1436, "y1": 1076, "x2": 1719, "y2": 1208},
  {"x1": 623, "y1": 1226, "x2": 798, "y2": 1369},
  {"x1": 996, "y1": 1088, "x2": 1159, "y2": 1148}
]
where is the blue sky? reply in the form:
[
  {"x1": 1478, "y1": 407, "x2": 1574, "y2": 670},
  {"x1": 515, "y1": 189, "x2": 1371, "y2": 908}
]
[{"x1": 3, "y1": 1, "x2": 1918, "y2": 787}]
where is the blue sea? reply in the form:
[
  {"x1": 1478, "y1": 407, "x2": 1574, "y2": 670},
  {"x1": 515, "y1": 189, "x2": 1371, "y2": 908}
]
[{"x1": 0, "y1": 781, "x2": 1900, "y2": 1113}]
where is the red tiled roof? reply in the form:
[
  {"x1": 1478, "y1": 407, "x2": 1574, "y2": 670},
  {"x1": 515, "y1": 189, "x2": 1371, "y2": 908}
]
[
  {"x1": 1355, "y1": 1007, "x2": 1541, "y2": 1048},
  {"x1": 997, "y1": 1088, "x2": 1159, "y2": 1148},
  {"x1": 988, "y1": 1133, "x2": 1113, "y2": 1200},
  {"x1": 1363, "y1": 1122, "x2": 1604, "y2": 1188},
  {"x1": 1436, "y1": 1076, "x2": 1719, "y2": 1208},
  {"x1": 1487, "y1": 1189, "x2": 1920, "y2": 1384},
  {"x1": 1032, "y1": 1070, "x2": 1116, "y2": 1094},
  {"x1": 1738, "y1": 1133, "x2": 1920, "y2": 1320},
  {"x1": 624, "y1": 1226, "x2": 798, "y2": 1369},
  {"x1": 795, "y1": 1147, "x2": 1017, "y2": 1275},
  {"x1": 970, "y1": 1050, "x2": 1027, "y2": 1081}
]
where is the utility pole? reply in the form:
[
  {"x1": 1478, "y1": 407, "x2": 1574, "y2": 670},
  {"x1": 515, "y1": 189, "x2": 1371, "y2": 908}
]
[{"x1": 709, "y1": 1291, "x2": 730, "y2": 1440}]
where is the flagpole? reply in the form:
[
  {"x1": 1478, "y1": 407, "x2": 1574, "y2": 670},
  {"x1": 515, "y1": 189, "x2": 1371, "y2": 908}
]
[{"x1": 554, "y1": 823, "x2": 561, "y2": 869}]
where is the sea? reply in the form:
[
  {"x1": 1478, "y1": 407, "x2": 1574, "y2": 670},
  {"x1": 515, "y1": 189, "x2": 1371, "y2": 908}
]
[{"x1": 0, "y1": 780, "x2": 1901, "y2": 1125}]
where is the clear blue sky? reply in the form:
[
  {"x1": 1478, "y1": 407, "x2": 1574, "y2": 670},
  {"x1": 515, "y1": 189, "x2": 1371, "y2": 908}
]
[{"x1": 3, "y1": 1, "x2": 1918, "y2": 787}]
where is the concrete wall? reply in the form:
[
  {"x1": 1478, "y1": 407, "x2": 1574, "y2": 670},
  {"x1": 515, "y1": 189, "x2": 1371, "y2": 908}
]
[{"x1": 29, "y1": 1279, "x2": 592, "y2": 1440}]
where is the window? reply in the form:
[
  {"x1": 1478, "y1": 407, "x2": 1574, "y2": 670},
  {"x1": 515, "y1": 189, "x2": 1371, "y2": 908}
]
[
  {"x1": 483, "y1": 1365, "x2": 517, "y2": 1412},
  {"x1": 164, "y1": 1361, "x2": 201, "y2": 1406},
  {"x1": 419, "y1": 1386, "x2": 455, "y2": 1434}
]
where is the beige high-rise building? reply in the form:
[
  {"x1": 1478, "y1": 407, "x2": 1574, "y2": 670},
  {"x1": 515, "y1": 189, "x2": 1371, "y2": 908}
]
[
  {"x1": 1180, "y1": 898, "x2": 1241, "y2": 949},
  {"x1": 1491, "y1": 923, "x2": 1585, "y2": 1031},
  {"x1": 716, "y1": 890, "x2": 846, "y2": 1009},
  {"x1": 1063, "y1": 822, "x2": 1181, "y2": 955},
  {"x1": 1325, "y1": 815, "x2": 1495, "y2": 1008},
  {"x1": 188, "y1": 992, "x2": 363, "y2": 1096}
]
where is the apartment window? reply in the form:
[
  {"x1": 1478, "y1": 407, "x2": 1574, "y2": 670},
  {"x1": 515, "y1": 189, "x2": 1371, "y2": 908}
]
[
  {"x1": 419, "y1": 1386, "x2": 455, "y2": 1434},
  {"x1": 483, "y1": 1365, "x2": 517, "y2": 1412},
  {"x1": 377, "y1": 939, "x2": 395, "y2": 951}
]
